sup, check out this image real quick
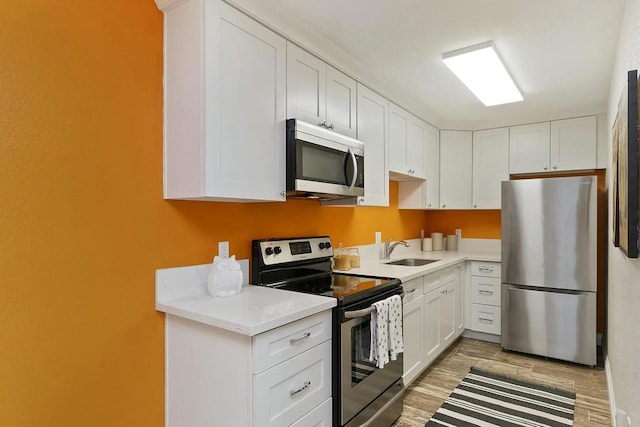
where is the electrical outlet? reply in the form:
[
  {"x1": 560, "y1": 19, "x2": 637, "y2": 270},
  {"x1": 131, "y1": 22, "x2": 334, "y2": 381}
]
[
  {"x1": 375, "y1": 231, "x2": 382, "y2": 244},
  {"x1": 218, "y1": 241, "x2": 229, "y2": 258}
]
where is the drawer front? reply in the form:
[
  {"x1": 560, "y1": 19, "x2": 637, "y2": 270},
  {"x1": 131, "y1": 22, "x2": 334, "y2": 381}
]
[
  {"x1": 471, "y1": 276, "x2": 501, "y2": 306},
  {"x1": 402, "y1": 277, "x2": 424, "y2": 304},
  {"x1": 470, "y1": 261, "x2": 501, "y2": 278},
  {"x1": 422, "y1": 271, "x2": 442, "y2": 294},
  {"x1": 471, "y1": 304, "x2": 501, "y2": 335},
  {"x1": 253, "y1": 341, "x2": 332, "y2": 427},
  {"x1": 252, "y1": 310, "x2": 332, "y2": 374},
  {"x1": 290, "y1": 397, "x2": 332, "y2": 427}
]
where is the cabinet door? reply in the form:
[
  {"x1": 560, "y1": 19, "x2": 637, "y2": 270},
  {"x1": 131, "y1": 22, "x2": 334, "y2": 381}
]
[
  {"x1": 326, "y1": 65, "x2": 357, "y2": 138},
  {"x1": 550, "y1": 116, "x2": 597, "y2": 171},
  {"x1": 286, "y1": 42, "x2": 326, "y2": 127},
  {"x1": 472, "y1": 127, "x2": 509, "y2": 209},
  {"x1": 423, "y1": 288, "x2": 442, "y2": 367},
  {"x1": 440, "y1": 130, "x2": 472, "y2": 209},
  {"x1": 509, "y1": 122, "x2": 551, "y2": 174},
  {"x1": 402, "y1": 296, "x2": 424, "y2": 386},
  {"x1": 407, "y1": 116, "x2": 427, "y2": 179},
  {"x1": 389, "y1": 103, "x2": 409, "y2": 175},
  {"x1": 356, "y1": 84, "x2": 389, "y2": 206},
  {"x1": 440, "y1": 279, "x2": 456, "y2": 347},
  {"x1": 425, "y1": 124, "x2": 440, "y2": 209},
  {"x1": 207, "y1": 2, "x2": 286, "y2": 201},
  {"x1": 454, "y1": 264, "x2": 465, "y2": 336}
]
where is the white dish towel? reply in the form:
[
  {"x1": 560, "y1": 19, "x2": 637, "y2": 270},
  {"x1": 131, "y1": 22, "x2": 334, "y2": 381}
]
[
  {"x1": 369, "y1": 298, "x2": 389, "y2": 369},
  {"x1": 387, "y1": 295, "x2": 404, "y2": 360}
]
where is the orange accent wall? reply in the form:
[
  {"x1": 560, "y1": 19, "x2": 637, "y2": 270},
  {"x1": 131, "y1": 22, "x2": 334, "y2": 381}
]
[
  {"x1": 0, "y1": 3, "x2": 426, "y2": 424},
  {"x1": 426, "y1": 210, "x2": 502, "y2": 238}
]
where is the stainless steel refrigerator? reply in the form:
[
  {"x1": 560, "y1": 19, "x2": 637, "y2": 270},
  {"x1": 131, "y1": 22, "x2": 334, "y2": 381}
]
[{"x1": 501, "y1": 176, "x2": 597, "y2": 366}]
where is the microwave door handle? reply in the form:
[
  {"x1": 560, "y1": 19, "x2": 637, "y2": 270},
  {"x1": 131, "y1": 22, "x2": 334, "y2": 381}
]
[{"x1": 347, "y1": 147, "x2": 357, "y2": 191}]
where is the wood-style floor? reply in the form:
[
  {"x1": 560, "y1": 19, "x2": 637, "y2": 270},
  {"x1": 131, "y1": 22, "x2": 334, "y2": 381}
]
[{"x1": 393, "y1": 337, "x2": 611, "y2": 426}]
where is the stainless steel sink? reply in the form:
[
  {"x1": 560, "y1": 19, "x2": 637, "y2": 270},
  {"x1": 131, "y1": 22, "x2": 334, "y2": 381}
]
[{"x1": 385, "y1": 258, "x2": 440, "y2": 266}]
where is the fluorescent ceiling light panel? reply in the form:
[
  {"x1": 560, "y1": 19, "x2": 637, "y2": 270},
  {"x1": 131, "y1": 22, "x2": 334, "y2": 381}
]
[{"x1": 443, "y1": 42, "x2": 523, "y2": 106}]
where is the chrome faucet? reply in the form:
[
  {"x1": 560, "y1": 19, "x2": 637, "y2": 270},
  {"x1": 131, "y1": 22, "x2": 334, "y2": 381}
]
[{"x1": 383, "y1": 238, "x2": 410, "y2": 259}]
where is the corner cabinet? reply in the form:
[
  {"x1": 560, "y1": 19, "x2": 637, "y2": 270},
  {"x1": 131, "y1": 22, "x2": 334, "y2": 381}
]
[
  {"x1": 158, "y1": 0, "x2": 287, "y2": 202},
  {"x1": 355, "y1": 84, "x2": 390, "y2": 206},
  {"x1": 287, "y1": 43, "x2": 357, "y2": 138},
  {"x1": 472, "y1": 127, "x2": 509, "y2": 209}
]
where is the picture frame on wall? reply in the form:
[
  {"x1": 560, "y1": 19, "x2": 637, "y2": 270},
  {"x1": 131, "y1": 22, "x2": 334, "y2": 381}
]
[{"x1": 612, "y1": 69, "x2": 639, "y2": 258}]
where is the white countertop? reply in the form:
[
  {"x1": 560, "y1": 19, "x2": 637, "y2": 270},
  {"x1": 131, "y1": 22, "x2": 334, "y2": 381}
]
[
  {"x1": 156, "y1": 263, "x2": 336, "y2": 336},
  {"x1": 339, "y1": 245, "x2": 500, "y2": 283},
  {"x1": 155, "y1": 240, "x2": 499, "y2": 335}
]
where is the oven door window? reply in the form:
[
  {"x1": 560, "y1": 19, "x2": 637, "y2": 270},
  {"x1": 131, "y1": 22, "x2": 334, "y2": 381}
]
[
  {"x1": 297, "y1": 140, "x2": 364, "y2": 188},
  {"x1": 351, "y1": 314, "x2": 378, "y2": 386}
]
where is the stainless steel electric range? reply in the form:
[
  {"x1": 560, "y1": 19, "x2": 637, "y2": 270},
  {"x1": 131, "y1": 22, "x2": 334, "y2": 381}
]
[{"x1": 251, "y1": 236, "x2": 404, "y2": 427}]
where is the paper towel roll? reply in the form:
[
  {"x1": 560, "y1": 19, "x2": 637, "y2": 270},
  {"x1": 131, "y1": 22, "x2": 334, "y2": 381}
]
[
  {"x1": 447, "y1": 235, "x2": 458, "y2": 251},
  {"x1": 431, "y1": 232, "x2": 443, "y2": 251},
  {"x1": 422, "y1": 238, "x2": 432, "y2": 251}
]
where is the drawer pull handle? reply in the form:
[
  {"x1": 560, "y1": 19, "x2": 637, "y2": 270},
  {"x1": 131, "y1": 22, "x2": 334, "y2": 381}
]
[
  {"x1": 290, "y1": 380, "x2": 311, "y2": 396},
  {"x1": 478, "y1": 290, "x2": 494, "y2": 295},
  {"x1": 406, "y1": 289, "x2": 416, "y2": 294},
  {"x1": 478, "y1": 317, "x2": 493, "y2": 323},
  {"x1": 289, "y1": 332, "x2": 311, "y2": 344},
  {"x1": 478, "y1": 267, "x2": 494, "y2": 272}
]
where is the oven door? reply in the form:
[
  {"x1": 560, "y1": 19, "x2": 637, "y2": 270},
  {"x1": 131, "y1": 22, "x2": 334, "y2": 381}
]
[{"x1": 340, "y1": 297, "x2": 403, "y2": 424}]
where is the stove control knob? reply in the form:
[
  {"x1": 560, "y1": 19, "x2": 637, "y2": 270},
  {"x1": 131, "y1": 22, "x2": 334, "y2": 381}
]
[
  {"x1": 325, "y1": 241, "x2": 332, "y2": 249},
  {"x1": 273, "y1": 246, "x2": 282, "y2": 255},
  {"x1": 265, "y1": 247, "x2": 273, "y2": 256},
  {"x1": 319, "y1": 242, "x2": 326, "y2": 250}
]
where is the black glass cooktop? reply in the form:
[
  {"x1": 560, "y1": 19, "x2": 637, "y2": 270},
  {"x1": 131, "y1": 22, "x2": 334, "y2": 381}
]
[{"x1": 276, "y1": 273, "x2": 400, "y2": 305}]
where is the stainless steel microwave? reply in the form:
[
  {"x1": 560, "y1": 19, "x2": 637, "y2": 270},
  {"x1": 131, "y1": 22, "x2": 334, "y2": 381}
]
[{"x1": 286, "y1": 119, "x2": 365, "y2": 200}]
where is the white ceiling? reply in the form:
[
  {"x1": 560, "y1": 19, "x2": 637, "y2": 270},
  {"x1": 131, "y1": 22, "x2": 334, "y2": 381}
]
[{"x1": 233, "y1": 0, "x2": 625, "y2": 130}]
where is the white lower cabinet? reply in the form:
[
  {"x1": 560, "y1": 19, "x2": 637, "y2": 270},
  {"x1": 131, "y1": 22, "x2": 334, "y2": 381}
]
[
  {"x1": 290, "y1": 398, "x2": 333, "y2": 427},
  {"x1": 403, "y1": 263, "x2": 465, "y2": 387},
  {"x1": 467, "y1": 261, "x2": 502, "y2": 337},
  {"x1": 402, "y1": 277, "x2": 424, "y2": 385},
  {"x1": 165, "y1": 310, "x2": 332, "y2": 426}
]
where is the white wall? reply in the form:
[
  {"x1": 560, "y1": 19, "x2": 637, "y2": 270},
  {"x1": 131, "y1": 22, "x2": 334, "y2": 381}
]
[{"x1": 606, "y1": 0, "x2": 640, "y2": 424}]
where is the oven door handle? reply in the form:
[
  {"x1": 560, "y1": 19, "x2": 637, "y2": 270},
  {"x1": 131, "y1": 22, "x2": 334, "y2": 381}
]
[
  {"x1": 343, "y1": 292, "x2": 404, "y2": 319},
  {"x1": 344, "y1": 305, "x2": 376, "y2": 319}
]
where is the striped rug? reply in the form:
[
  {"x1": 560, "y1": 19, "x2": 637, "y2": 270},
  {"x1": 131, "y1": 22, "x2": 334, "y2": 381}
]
[{"x1": 426, "y1": 367, "x2": 576, "y2": 427}]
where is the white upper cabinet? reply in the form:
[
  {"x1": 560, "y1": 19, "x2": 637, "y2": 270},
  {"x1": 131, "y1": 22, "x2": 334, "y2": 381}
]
[
  {"x1": 509, "y1": 116, "x2": 596, "y2": 174},
  {"x1": 472, "y1": 127, "x2": 509, "y2": 209},
  {"x1": 440, "y1": 130, "x2": 472, "y2": 209},
  {"x1": 550, "y1": 116, "x2": 597, "y2": 171},
  {"x1": 397, "y1": 123, "x2": 439, "y2": 210},
  {"x1": 425, "y1": 124, "x2": 440, "y2": 209},
  {"x1": 287, "y1": 43, "x2": 356, "y2": 138},
  {"x1": 161, "y1": 0, "x2": 286, "y2": 202},
  {"x1": 355, "y1": 83, "x2": 389, "y2": 206},
  {"x1": 389, "y1": 104, "x2": 427, "y2": 178},
  {"x1": 509, "y1": 122, "x2": 551, "y2": 174}
]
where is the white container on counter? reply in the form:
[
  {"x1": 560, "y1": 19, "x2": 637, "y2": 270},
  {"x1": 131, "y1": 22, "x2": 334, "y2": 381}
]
[
  {"x1": 422, "y1": 238, "x2": 433, "y2": 251},
  {"x1": 447, "y1": 235, "x2": 458, "y2": 251},
  {"x1": 431, "y1": 233, "x2": 443, "y2": 251}
]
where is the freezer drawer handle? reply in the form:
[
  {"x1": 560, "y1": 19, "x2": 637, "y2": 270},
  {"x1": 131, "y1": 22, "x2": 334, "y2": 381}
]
[
  {"x1": 290, "y1": 380, "x2": 311, "y2": 396},
  {"x1": 478, "y1": 317, "x2": 493, "y2": 323},
  {"x1": 289, "y1": 332, "x2": 311, "y2": 344},
  {"x1": 478, "y1": 267, "x2": 494, "y2": 272}
]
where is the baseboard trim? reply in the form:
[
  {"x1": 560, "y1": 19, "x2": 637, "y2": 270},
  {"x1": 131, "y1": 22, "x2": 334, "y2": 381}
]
[
  {"x1": 462, "y1": 329, "x2": 501, "y2": 344},
  {"x1": 605, "y1": 354, "x2": 617, "y2": 427}
]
